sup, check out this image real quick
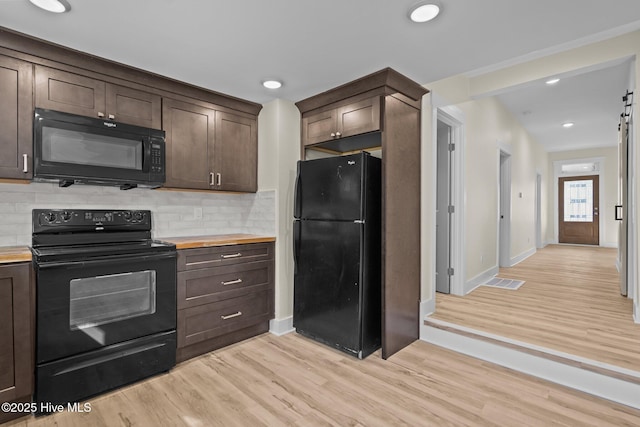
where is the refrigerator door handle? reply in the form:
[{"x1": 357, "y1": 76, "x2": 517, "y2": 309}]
[
  {"x1": 294, "y1": 172, "x2": 302, "y2": 219},
  {"x1": 293, "y1": 220, "x2": 301, "y2": 274},
  {"x1": 354, "y1": 220, "x2": 365, "y2": 224}
]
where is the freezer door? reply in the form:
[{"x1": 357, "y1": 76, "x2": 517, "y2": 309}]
[
  {"x1": 296, "y1": 153, "x2": 365, "y2": 220},
  {"x1": 293, "y1": 220, "x2": 362, "y2": 355}
]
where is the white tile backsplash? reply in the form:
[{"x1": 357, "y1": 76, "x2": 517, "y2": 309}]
[{"x1": 0, "y1": 182, "x2": 276, "y2": 246}]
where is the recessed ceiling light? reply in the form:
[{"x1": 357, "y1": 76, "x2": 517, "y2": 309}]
[
  {"x1": 28, "y1": 0, "x2": 69, "y2": 13},
  {"x1": 562, "y1": 122, "x2": 574, "y2": 128},
  {"x1": 546, "y1": 78, "x2": 560, "y2": 85},
  {"x1": 262, "y1": 80, "x2": 282, "y2": 89},
  {"x1": 409, "y1": 2, "x2": 441, "y2": 23}
]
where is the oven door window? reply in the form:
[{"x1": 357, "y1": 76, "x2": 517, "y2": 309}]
[
  {"x1": 69, "y1": 270, "x2": 156, "y2": 330},
  {"x1": 42, "y1": 126, "x2": 143, "y2": 170}
]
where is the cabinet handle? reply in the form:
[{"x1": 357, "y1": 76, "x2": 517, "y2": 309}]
[
  {"x1": 221, "y1": 252, "x2": 242, "y2": 259},
  {"x1": 22, "y1": 154, "x2": 28, "y2": 173},
  {"x1": 330, "y1": 132, "x2": 336, "y2": 137},
  {"x1": 216, "y1": 173, "x2": 222, "y2": 186},
  {"x1": 221, "y1": 278, "x2": 243, "y2": 286},
  {"x1": 108, "y1": 114, "x2": 115, "y2": 120},
  {"x1": 221, "y1": 311, "x2": 242, "y2": 320},
  {"x1": 209, "y1": 172, "x2": 215, "y2": 186},
  {"x1": 97, "y1": 112, "x2": 105, "y2": 118},
  {"x1": 336, "y1": 131, "x2": 342, "y2": 137}
]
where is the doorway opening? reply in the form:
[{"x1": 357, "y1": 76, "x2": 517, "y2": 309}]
[
  {"x1": 536, "y1": 172, "x2": 543, "y2": 248},
  {"x1": 435, "y1": 119, "x2": 452, "y2": 294}
]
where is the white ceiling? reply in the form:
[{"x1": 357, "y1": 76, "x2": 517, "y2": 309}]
[{"x1": 1, "y1": 0, "x2": 640, "y2": 152}]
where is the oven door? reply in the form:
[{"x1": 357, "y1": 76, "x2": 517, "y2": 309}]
[{"x1": 35, "y1": 251, "x2": 176, "y2": 363}]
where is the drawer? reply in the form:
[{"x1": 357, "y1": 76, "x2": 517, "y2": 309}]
[
  {"x1": 177, "y1": 260, "x2": 273, "y2": 309},
  {"x1": 177, "y1": 242, "x2": 273, "y2": 271},
  {"x1": 177, "y1": 290, "x2": 271, "y2": 348}
]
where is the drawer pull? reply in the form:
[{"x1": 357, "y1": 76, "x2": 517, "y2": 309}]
[
  {"x1": 221, "y1": 253, "x2": 242, "y2": 259},
  {"x1": 221, "y1": 311, "x2": 242, "y2": 320},
  {"x1": 221, "y1": 278, "x2": 243, "y2": 286}
]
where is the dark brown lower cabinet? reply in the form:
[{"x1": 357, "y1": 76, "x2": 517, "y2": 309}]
[
  {"x1": 176, "y1": 243, "x2": 274, "y2": 362},
  {"x1": 0, "y1": 263, "x2": 33, "y2": 424}
]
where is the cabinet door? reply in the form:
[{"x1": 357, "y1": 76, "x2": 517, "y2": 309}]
[
  {"x1": 302, "y1": 109, "x2": 337, "y2": 146},
  {"x1": 106, "y1": 84, "x2": 162, "y2": 129},
  {"x1": 35, "y1": 65, "x2": 106, "y2": 118},
  {"x1": 337, "y1": 97, "x2": 381, "y2": 139},
  {"x1": 0, "y1": 263, "x2": 32, "y2": 404},
  {"x1": 0, "y1": 56, "x2": 33, "y2": 179},
  {"x1": 214, "y1": 111, "x2": 257, "y2": 192},
  {"x1": 162, "y1": 98, "x2": 215, "y2": 189}
]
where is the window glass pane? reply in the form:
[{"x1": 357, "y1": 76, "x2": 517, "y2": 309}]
[
  {"x1": 69, "y1": 270, "x2": 156, "y2": 330},
  {"x1": 563, "y1": 180, "x2": 593, "y2": 222},
  {"x1": 43, "y1": 127, "x2": 142, "y2": 170}
]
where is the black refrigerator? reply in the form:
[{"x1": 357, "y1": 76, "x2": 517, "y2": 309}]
[{"x1": 293, "y1": 151, "x2": 382, "y2": 359}]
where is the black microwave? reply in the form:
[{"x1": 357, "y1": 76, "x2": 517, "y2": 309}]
[{"x1": 33, "y1": 108, "x2": 166, "y2": 190}]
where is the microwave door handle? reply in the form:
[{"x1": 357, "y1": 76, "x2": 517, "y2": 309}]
[{"x1": 142, "y1": 138, "x2": 151, "y2": 173}]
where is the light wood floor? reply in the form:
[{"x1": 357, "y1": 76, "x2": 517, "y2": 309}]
[
  {"x1": 433, "y1": 244, "x2": 640, "y2": 372},
  {"x1": 7, "y1": 332, "x2": 640, "y2": 427}
]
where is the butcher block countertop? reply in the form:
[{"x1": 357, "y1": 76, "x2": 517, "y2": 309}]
[
  {"x1": 0, "y1": 246, "x2": 32, "y2": 264},
  {"x1": 160, "y1": 234, "x2": 275, "y2": 250}
]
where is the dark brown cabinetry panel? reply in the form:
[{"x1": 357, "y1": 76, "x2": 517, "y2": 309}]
[
  {"x1": 162, "y1": 98, "x2": 215, "y2": 190},
  {"x1": 35, "y1": 66, "x2": 162, "y2": 129},
  {"x1": 176, "y1": 242, "x2": 274, "y2": 362},
  {"x1": 105, "y1": 84, "x2": 161, "y2": 129},
  {"x1": 35, "y1": 65, "x2": 105, "y2": 118},
  {"x1": 0, "y1": 263, "x2": 33, "y2": 424},
  {"x1": 302, "y1": 96, "x2": 381, "y2": 146},
  {"x1": 0, "y1": 55, "x2": 33, "y2": 179},
  {"x1": 213, "y1": 111, "x2": 257, "y2": 192}
]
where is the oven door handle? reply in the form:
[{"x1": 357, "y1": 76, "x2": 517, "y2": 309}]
[{"x1": 35, "y1": 251, "x2": 176, "y2": 270}]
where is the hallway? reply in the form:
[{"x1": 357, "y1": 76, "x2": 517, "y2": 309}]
[{"x1": 431, "y1": 245, "x2": 640, "y2": 373}]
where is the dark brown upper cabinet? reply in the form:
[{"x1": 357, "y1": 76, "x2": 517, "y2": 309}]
[
  {"x1": 163, "y1": 98, "x2": 215, "y2": 190},
  {"x1": 35, "y1": 65, "x2": 161, "y2": 129},
  {"x1": 302, "y1": 96, "x2": 381, "y2": 146},
  {"x1": 163, "y1": 99, "x2": 257, "y2": 192},
  {"x1": 0, "y1": 263, "x2": 33, "y2": 424},
  {"x1": 213, "y1": 111, "x2": 257, "y2": 192},
  {"x1": 0, "y1": 55, "x2": 33, "y2": 180}
]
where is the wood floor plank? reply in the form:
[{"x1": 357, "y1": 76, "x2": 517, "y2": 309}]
[
  {"x1": 432, "y1": 245, "x2": 640, "y2": 371},
  {"x1": 8, "y1": 332, "x2": 640, "y2": 426}
]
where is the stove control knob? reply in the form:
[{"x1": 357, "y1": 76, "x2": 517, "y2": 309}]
[
  {"x1": 123, "y1": 211, "x2": 132, "y2": 221},
  {"x1": 133, "y1": 211, "x2": 144, "y2": 221},
  {"x1": 43, "y1": 212, "x2": 57, "y2": 223},
  {"x1": 61, "y1": 211, "x2": 71, "y2": 221}
]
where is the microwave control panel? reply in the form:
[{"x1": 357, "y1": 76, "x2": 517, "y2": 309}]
[{"x1": 150, "y1": 141, "x2": 164, "y2": 175}]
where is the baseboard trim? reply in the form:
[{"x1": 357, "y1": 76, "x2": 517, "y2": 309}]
[
  {"x1": 510, "y1": 247, "x2": 536, "y2": 266},
  {"x1": 634, "y1": 303, "x2": 640, "y2": 324},
  {"x1": 601, "y1": 242, "x2": 618, "y2": 249},
  {"x1": 422, "y1": 321, "x2": 640, "y2": 409},
  {"x1": 269, "y1": 316, "x2": 294, "y2": 336},
  {"x1": 464, "y1": 266, "x2": 499, "y2": 295}
]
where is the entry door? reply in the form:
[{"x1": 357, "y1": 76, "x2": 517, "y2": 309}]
[
  {"x1": 618, "y1": 118, "x2": 629, "y2": 296},
  {"x1": 435, "y1": 120, "x2": 452, "y2": 294},
  {"x1": 559, "y1": 175, "x2": 599, "y2": 245}
]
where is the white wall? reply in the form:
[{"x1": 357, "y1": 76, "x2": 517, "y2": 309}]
[{"x1": 258, "y1": 99, "x2": 300, "y2": 324}]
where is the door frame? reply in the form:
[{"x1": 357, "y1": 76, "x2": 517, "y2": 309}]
[
  {"x1": 498, "y1": 146, "x2": 512, "y2": 267},
  {"x1": 553, "y1": 157, "x2": 605, "y2": 246},
  {"x1": 535, "y1": 172, "x2": 543, "y2": 248},
  {"x1": 432, "y1": 104, "x2": 466, "y2": 296}
]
